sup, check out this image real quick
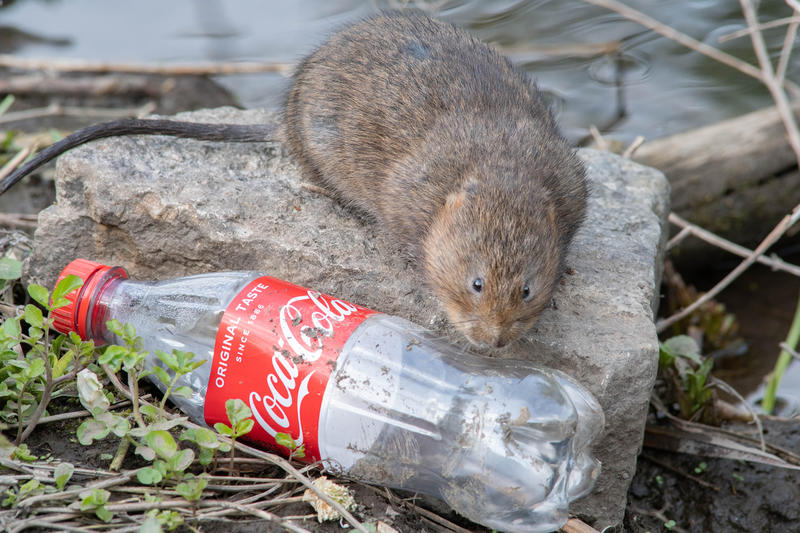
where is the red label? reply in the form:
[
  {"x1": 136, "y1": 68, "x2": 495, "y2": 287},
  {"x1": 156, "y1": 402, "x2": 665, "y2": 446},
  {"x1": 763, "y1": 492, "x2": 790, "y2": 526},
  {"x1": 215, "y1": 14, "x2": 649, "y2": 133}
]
[{"x1": 205, "y1": 277, "x2": 377, "y2": 461}]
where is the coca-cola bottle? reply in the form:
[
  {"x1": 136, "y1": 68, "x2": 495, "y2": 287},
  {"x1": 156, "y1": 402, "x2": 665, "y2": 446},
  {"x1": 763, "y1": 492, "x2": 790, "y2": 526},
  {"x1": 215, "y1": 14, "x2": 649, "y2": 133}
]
[{"x1": 52, "y1": 259, "x2": 604, "y2": 533}]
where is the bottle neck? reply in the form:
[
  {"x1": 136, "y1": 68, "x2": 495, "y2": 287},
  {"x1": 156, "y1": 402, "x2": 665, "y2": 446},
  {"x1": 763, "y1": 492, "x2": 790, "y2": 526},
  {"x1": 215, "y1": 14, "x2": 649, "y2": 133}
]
[{"x1": 77, "y1": 267, "x2": 128, "y2": 343}]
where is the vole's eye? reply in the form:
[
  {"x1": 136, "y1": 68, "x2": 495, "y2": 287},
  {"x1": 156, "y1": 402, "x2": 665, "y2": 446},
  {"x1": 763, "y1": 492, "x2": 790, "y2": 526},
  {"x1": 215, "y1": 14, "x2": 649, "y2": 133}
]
[
  {"x1": 471, "y1": 277, "x2": 484, "y2": 294},
  {"x1": 522, "y1": 283, "x2": 531, "y2": 301}
]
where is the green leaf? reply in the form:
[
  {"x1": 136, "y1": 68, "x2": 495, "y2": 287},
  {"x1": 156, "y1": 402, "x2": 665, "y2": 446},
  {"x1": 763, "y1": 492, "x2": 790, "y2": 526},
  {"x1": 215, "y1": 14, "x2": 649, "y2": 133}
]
[
  {"x1": 27, "y1": 285, "x2": 50, "y2": 310},
  {"x1": 23, "y1": 305, "x2": 43, "y2": 329},
  {"x1": 274, "y1": 432, "x2": 297, "y2": 450},
  {"x1": 18, "y1": 479, "x2": 41, "y2": 498},
  {"x1": 140, "y1": 403, "x2": 159, "y2": 419},
  {"x1": 80, "y1": 487, "x2": 109, "y2": 507},
  {"x1": 54, "y1": 462, "x2": 74, "y2": 491},
  {"x1": 661, "y1": 335, "x2": 701, "y2": 364},
  {"x1": 51, "y1": 275, "x2": 83, "y2": 304},
  {"x1": 98, "y1": 345, "x2": 127, "y2": 365},
  {"x1": 137, "y1": 466, "x2": 163, "y2": 485},
  {"x1": 95, "y1": 506, "x2": 113, "y2": 523},
  {"x1": 213, "y1": 422, "x2": 233, "y2": 437},
  {"x1": 169, "y1": 449, "x2": 195, "y2": 473},
  {"x1": 225, "y1": 398, "x2": 252, "y2": 427},
  {"x1": 173, "y1": 386, "x2": 192, "y2": 399},
  {"x1": 77, "y1": 419, "x2": 110, "y2": 445},
  {"x1": 3, "y1": 317, "x2": 20, "y2": 339},
  {"x1": 26, "y1": 357, "x2": 45, "y2": 379},
  {"x1": 26, "y1": 327, "x2": 43, "y2": 341},
  {"x1": 52, "y1": 350, "x2": 74, "y2": 380},
  {"x1": 0, "y1": 257, "x2": 21, "y2": 280},
  {"x1": 13, "y1": 444, "x2": 38, "y2": 462},
  {"x1": 234, "y1": 418, "x2": 254, "y2": 437},
  {"x1": 155, "y1": 350, "x2": 178, "y2": 372},
  {"x1": 293, "y1": 444, "x2": 306, "y2": 459},
  {"x1": 175, "y1": 476, "x2": 207, "y2": 502},
  {"x1": 146, "y1": 430, "x2": 177, "y2": 459},
  {"x1": 134, "y1": 444, "x2": 156, "y2": 462},
  {"x1": 151, "y1": 365, "x2": 171, "y2": 387}
]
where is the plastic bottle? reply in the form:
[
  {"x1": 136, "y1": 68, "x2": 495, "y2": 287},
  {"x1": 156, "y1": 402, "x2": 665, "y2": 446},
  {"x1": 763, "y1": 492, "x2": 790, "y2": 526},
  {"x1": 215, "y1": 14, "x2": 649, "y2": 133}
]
[{"x1": 52, "y1": 258, "x2": 604, "y2": 533}]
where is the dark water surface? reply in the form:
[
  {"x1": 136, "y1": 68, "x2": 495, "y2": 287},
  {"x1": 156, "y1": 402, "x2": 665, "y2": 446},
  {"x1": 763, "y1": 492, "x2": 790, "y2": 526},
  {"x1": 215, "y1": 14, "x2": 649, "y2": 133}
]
[{"x1": 2, "y1": 0, "x2": 798, "y2": 144}]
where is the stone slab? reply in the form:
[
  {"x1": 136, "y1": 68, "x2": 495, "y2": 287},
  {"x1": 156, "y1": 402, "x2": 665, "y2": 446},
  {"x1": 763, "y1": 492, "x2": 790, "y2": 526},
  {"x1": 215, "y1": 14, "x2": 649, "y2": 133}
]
[{"x1": 27, "y1": 107, "x2": 670, "y2": 529}]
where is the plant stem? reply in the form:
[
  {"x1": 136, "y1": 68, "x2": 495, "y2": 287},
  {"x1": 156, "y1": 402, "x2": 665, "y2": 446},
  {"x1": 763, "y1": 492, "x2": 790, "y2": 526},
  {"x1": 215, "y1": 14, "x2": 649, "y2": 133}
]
[
  {"x1": 762, "y1": 288, "x2": 800, "y2": 413},
  {"x1": 159, "y1": 375, "x2": 179, "y2": 417},
  {"x1": 127, "y1": 370, "x2": 146, "y2": 428},
  {"x1": 110, "y1": 436, "x2": 130, "y2": 471},
  {"x1": 15, "y1": 380, "x2": 28, "y2": 444},
  {"x1": 17, "y1": 328, "x2": 55, "y2": 444}
]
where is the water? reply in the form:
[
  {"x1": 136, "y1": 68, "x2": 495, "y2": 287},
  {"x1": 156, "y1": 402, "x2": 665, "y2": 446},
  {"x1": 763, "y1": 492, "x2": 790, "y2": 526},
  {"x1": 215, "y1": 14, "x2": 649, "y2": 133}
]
[{"x1": 2, "y1": 0, "x2": 797, "y2": 144}]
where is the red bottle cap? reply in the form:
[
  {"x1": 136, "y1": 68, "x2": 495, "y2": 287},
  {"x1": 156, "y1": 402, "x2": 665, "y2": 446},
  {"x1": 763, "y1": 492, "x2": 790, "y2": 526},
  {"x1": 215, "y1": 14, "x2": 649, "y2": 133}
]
[{"x1": 51, "y1": 259, "x2": 128, "y2": 339}]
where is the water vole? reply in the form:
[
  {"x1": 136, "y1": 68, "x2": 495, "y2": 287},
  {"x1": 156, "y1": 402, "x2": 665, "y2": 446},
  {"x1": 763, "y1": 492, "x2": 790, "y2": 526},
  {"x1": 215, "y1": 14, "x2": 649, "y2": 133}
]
[
  {"x1": 1, "y1": 11, "x2": 587, "y2": 348},
  {"x1": 285, "y1": 11, "x2": 587, "y2": 347}
]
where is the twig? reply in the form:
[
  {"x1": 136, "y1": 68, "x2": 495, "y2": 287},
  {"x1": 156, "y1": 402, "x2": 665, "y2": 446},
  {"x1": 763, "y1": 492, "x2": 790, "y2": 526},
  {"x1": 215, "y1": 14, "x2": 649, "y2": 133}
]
[
  {"x1": 0, "y1": 54, "x2": 294, "y2": 76},
  {"x1": 588, "y1": 125, "x2": 609, "y2": 151},
  {"x1": 667, "y1": 212, "x2": 800, "y2": 277},
  {"x1": 621, "y1": 135, "x2": 645, "y2": 158},
  {"x1": 777, "y1": 10, "x2": 800, "y2": 83},
  {"x1": 2, "y1": 398, "x2": 132, "y2": 431},
  {"x1": 561, "y1": 518, "x2": 601, "y2": 533},
  {"x1": 0, "y1": 102, "x2": 157, "y2": 125},
  {"x1": 779, "y1": 341, "x2": 800, "y2": 360},
  {"x1": 581, "y1": 0, "x2": 772, "y2": 85},
  {"x1": 7, "y1": 516, "x2": 87, "y2": 533},
  {"x1": 657, "y1": 204, "x2": 800, "y2": 332},
  {"x1": 717, "y1": 16, "x2": 800, "y2": 42},
  {"x1": 18, "y1": 469, "x2": 137, "y2": 508},
  {"x1": 231, "y1": 441, "x2": 370, "y2": 533},
  {"x1": 0, "y1": 146, "x2": 35, "y2": 182},
  {"x1": 709, "y1": 377, "x2": 765, "y2": 452},
  {"x1": 740, "y1": 0, "x2": 800, "y2": 163},
  {"x1": 208, "y1": 501, "x2": 312, "y2": 533},
  {"x1": 0, "y1": 213, "x2": 38, "y2": 229}
]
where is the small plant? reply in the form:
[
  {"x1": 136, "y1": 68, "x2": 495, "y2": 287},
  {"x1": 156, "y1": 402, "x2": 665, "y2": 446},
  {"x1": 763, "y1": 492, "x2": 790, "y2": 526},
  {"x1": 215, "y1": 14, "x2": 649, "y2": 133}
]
[
  {"x1": 0, "y1": 275, "x2": 96, "y2": 444},
  {"x1": 659, "y1": 335, "x2": 715, "y2": 422},
  {"x1": 180, "y1": 426, "x2": 231, "y2": 466},
  {"x1": 275, "y1": 432, "x2": 306, "y2": 461},
  {"x1": 693, "y1": 461, "x2": 707, "y2": 475},
  {"x1": 175, "y1": 475, "x2": 208, "y2": 502},
  {"x1": 213, "y1": 398, "x2": 254, "y2": 472},
  {"x1": 80, "y1": 488, "x2": 113, "y2": 523}
]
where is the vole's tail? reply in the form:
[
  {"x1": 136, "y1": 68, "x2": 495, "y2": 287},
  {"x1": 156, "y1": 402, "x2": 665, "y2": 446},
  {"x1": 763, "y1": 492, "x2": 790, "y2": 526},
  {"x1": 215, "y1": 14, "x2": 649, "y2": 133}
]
[{"x1": 0, "y1": 119, "x2": 278, "y2": 195}]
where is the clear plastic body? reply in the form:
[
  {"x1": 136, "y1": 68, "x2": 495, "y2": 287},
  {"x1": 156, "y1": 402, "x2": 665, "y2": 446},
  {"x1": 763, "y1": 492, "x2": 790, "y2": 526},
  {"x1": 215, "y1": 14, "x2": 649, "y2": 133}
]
[{"x1": 87, "y1": 271, "x2": 604, "y2": 533}]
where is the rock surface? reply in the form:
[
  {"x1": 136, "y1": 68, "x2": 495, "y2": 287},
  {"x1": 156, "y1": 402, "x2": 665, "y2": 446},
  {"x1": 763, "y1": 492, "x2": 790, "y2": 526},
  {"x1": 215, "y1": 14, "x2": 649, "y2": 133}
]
[{"x1": 28, "y1": 107, "x2": 670, "y2": 530}]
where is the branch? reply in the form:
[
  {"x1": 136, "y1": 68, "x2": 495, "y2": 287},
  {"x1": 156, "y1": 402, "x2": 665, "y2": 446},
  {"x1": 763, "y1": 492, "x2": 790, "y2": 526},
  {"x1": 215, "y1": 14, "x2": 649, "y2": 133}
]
[
  {"x1": 0, "y1": 54, "x2": 294, "y2": 76},
  {"x1": 667, "y1": 212, "x2": 800, "y2": 277},
  {"x1": 658, "y1": 204, "x2": 800, "y2": 332}
]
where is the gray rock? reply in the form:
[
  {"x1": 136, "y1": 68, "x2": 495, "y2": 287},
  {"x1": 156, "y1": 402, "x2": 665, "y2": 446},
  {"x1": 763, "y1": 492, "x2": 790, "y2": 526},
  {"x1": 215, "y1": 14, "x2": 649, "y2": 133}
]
[{"x1": 28, "y1": 107, "x2": 669, "y2": 530}]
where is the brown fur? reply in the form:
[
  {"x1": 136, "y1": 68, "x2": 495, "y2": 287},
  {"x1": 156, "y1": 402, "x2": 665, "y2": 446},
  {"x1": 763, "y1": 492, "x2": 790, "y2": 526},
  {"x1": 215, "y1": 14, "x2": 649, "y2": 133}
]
[{"x1": 284, "y1": 11, "x2": 587, "y2": 348}]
